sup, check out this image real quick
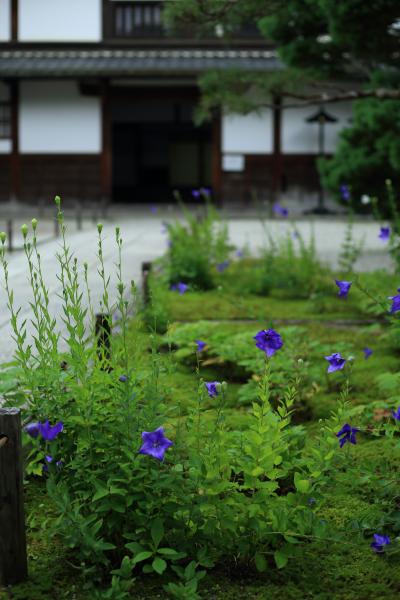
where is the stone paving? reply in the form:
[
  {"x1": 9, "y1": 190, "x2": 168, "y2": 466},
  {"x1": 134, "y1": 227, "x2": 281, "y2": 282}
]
[{"x1": 0, "y1": 205, "x2": 393, "y2": 364}]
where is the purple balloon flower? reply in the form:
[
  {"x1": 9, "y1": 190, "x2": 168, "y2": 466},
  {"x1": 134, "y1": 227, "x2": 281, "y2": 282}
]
[
  {"x1": 150, "y1": 206, "x2": 158, "y2": 214},
  {"x1": 340, "y1": 184, "x2": 350, "y2": 201},
  {"x1": 205, "y1": 381, "x2": 220, "y2": 398},
  {"x1": 388, "y1": 288, "x2": 400, "y2": 313},
  {"x1": 392, "y1": 406, "x2": 400, "y2": 420},
  {"x1": 370, "y1": 534, "x2": 390, "y2": 553},
  {"x1": 38, "y1": 420, "x2": 64, "y2": 441},
  {"x1": 44, "y1": 455, "x2": 63, "y2": 471},
  {"x1": 236, "y1": 248, "x2": 244, "y2": 258},
  {"x1": 139, "y1": 427, "x2": 173, "y2": 461},
  {"x1": 363, "y1": 347, "x2": 373, "y2": 359},
  {"x1": 119, "y1": 374, "x2": 128, "y2": 383},
  {"x1": 273, "y1": 203, "x2": 289, "y2": 217},
  {"x1": 25, "y1": 422, "x2": 40, "y2": 439},
  {"x1": 195, "y1": 340, "x2": 206, "y2": 352},
  {"x1": 170, "y1": 282, "x2": 189, "y2": 295},
  {"x1": 335, "y1": 279, "x2": 352, "y2": 299},
  {"x1": 200, "y1": 187, "x2": 211, "y2": 198},
  {"x1": 216, "y1": 261, "x2": 230, "y2": 273},
  {"x1": 379, "y1": 226, "x2": 390, "y2": 241},
  {"x1": 336, "y1": 423, "x2": 360, "y2": 448},
  {"x1": 191, "y1": 189, "x2": 201, "y2": 199},
  {"x1": 325, "y1": 352, "x2": 346, "y2": 373},
  {"x1": 254, "y1": 329, "x2": 283, "y2": 357}
]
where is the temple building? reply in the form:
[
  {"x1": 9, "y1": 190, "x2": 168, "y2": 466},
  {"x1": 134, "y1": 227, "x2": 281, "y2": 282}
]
[{"x1": 0, "y1": 0, "x2": 352, "y2": 207}]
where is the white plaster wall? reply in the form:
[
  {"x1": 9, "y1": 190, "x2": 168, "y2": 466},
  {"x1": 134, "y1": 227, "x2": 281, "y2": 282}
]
[
  {"x1": 222, "y1": 110, "x2": 273, "y2": 154},
  {"x1": 282, "y1": 101, "x2": 353, "y2": 154},
  {"x1": 0, "y1": 0, "x2": 11, "y2": 41},
  {"x1": 0, "y1": 140, "x2": 11, "y2": 153},
  {"x1": 19, "y1": 0, "x2": 101, "y2": 42},
  {"x1": 20, "y1": 81, "x2": 101, "y2": 154}
]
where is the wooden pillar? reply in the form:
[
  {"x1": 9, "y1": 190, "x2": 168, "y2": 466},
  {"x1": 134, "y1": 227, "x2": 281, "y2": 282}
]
[
  {"x1": 9, "y1": 80, "x2": 20, "y2": 203},
  {"x1": 0, "y1": 408, "x2": 28, "y2": 585},
  {"x1": 272, "y1": 96, "x2": 282, "y2": 201},
  {"x1": 11, "y1": 0, "x2": 18, "y2": 42},
  {"x1": 100, "y1": 80, "x2": 112, "y2": 211},
  {"x1": 211, "y1": 111, "x2": 222, "y2": 205}
]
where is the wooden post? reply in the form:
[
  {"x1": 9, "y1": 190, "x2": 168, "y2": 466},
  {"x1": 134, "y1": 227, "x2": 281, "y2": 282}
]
[
  {"x1": 95, "y1": 313, "x2": 111, "y2": 369},
  {"x1": 141, "y1": 261, "x2": 152, "y2": 306},
  {"x1": 7, "y1": 219, "x2": 13, "y2": 252},
  {"x1": 0, "y1": 408, "x2": 28, "y2": 585},
  {"x1": 272, "y1": 96, "x2": 283, "y2": 202},
  {"x1": 9, "y1": 81, "x2": 20, "y2": 204},
  {"x1": 211, "y1": 111, "x2": 222, "y2": 206},
  {"x1": 100, "y1": 80, "x2": 112, "y2": 213}
]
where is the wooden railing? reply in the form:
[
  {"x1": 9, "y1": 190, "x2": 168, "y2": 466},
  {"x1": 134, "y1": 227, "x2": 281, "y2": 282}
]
[{"x1": 109, "y1": 1, "x2": 164, "y2": 38}]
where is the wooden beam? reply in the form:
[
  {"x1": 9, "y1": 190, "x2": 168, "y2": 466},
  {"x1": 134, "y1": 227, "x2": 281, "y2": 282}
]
[
  {"x1": 0, "y1": 408, "x2": 28, "y2": 585},
  {"x1": 100, "y1": 80, "x2": 112, "y2": 208},
  {"x1": 9, "y1": 80, "x2": 20, "y2": 203},
  {"x1": 11, "y1": 0, "x2": 18, "y2": 41},
  {"x1": 211, "y1": 111, "x2": 222, "y2": 205},
  {"x1": 272, "y1": 96, "x2": 282, "y2": 201}
]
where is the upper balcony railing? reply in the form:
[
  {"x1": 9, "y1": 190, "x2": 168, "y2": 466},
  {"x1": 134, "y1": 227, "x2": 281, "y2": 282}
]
[{"x1": 104, "y1": 1, "x2": 262, "y2": 41}]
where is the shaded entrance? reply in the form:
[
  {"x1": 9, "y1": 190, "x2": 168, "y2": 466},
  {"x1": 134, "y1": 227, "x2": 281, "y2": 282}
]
[{"x1": 111, "y1": 92, "x2": 212, "y2": 203}]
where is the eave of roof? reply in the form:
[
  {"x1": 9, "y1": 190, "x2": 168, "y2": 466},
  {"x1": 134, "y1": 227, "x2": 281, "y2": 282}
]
[{"x1": 0, "y1": 48, "x2": 282, "y2": 78}]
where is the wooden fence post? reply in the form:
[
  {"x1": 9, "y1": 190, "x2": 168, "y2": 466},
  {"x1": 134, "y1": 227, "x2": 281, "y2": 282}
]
[
  {"x1": 141, "y1": 261, "x2": 152, "y2": 306},
  {"x1": 95, "y1": 313, "x2": 111, "y2": 370},
  {"x1": 0, "y1": 407, "x2": 28, "y2": 585},
  {"x1": 6, "y1": 220, "x2": 13, "y2": 252}
]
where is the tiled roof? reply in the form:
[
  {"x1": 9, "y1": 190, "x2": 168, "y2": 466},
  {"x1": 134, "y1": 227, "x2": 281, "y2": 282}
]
[{"x1": 0, "y1": 48, "x2": 281, "y2": 77}]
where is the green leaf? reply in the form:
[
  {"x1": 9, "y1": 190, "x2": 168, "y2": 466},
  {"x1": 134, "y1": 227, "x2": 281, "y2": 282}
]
[
  {"x1": 254, "y1": 552, "x2": 267, "y2": 572},
  {"x1": 151, "y1": 518, "x2": 164, "y2": 549},
  {"x1": 152, "y1": 557, "x2": 167, "y2": 575},
  {"x1": 294, "y1": 472, "x2": 311, "y2": 494},
  {"x1": 132, "y1": 551, "x2": 153, "y2": 565},
  {"x1": 274, "y1": 549, "x2": 288, "y2": 569},
  {"x1": 92, "y1": 487, "x2": 109, "y2": 502},
  {"x1": 157, "y1": 547, "x2": 179, "y2": 556}
]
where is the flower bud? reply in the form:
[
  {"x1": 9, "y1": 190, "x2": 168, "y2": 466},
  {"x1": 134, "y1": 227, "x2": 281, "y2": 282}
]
[
  {"x1": 21, "y1": 224, "x2": 28, "y2": 238},
  {"x1": 54, "y1": 195, "x2": 61, "y2": 206},
  {"x1": 0, "y1": 231, "x2": 6, "y2": 244},
  {"x1": 97, "y1": 223, "x2": 103, "y2": 234},
  {"x1": 118, "y1": 283, "x2": 124, "y2": 295},
  {"x1": 31, "y1": 218, "x2": 38, "y2": 231},
  {"x1": 221, "y1": 381, "x2": 228, "y2": 391}
]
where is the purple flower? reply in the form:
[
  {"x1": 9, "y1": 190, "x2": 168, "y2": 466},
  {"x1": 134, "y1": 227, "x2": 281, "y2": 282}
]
[
  {"x1": 273, "y1": 203, "x2": 289, "y2": 217},
  {"x1": 340, "y1": 184, "x2": 350, "y2": 201},
  {"x1": 44, "y1": 455, "x2": 63, "y2": 471},
  {"x1": 370, "y1": 534, "x2": 390, "y2": 553},
  {"x1": 170, "y1": 282, "x2": 189, "y2": 295},
  {"x1": 150, "y1": 206, "x2": 158, "y2": 214},
  {"x1": 388, "y1": 288, "x2": 400, "y2": 313},
  {"x1": 336, "y1": 423, "x2": 360, "y2": 448},
  {"x1": 205, "y1": 381, "x2": 220, "y2": 398},
  {"x1": 139, "y1": 426, "x2": 173, "y2": 461},
  {"x1": 254, "y1": 329, "x2": 283, "y2": 357},
  {"x1": 325, "y1": 352, "x2": 346, "y2": 373},
  {"x1": 25, "y1": 422, "x2": 40, "y2": 439},
  {"x1": 335, "y1": 279, "x2": 352, "y2": 299},
  {"x1": 363, "y1": 347, "x2": 373, "y2": 359},
  {"x1": 38, "y1": 420, "x2": 64, "y2": 441},
  {"x1": 119, "y1": 374, "x2": 128, "y2": 383},
  {"x1": 216, "y1": 261, "x2": 230, "y2": 273},
  {"x1": 191, "y1": 189, "x2": 201, "y2": 199},
  {"x1": 236, "y1": 248, "x2": 244, "y2": 258},
  {"x1": 200, "y1": 187, "x2": 211, "y2": 198},
  {"x1": 195, "y1": 340, "x2": 206, "y2": 352},
  {"x1": 392, "y1": 407, "x2": 400, "y2": 420},
  {"x1": 379, "y1": 226, "x2": 390, "y2": 242}
]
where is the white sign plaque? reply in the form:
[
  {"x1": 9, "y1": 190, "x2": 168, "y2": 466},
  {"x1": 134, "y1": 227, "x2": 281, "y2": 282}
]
[{"x1": 222, "y1": 154, "x2": 245, "y2": 172}]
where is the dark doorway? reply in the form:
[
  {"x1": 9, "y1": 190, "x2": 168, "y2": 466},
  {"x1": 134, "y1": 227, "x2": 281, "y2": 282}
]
[{"x1": 111, "y1": 93, "x2": 212, "y2": 203}]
